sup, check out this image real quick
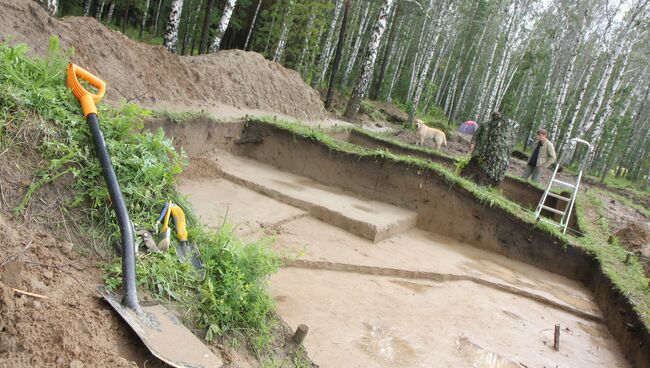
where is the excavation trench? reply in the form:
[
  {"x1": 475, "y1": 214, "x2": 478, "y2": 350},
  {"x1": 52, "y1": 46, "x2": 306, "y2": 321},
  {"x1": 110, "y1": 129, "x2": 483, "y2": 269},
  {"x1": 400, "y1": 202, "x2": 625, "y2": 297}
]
[{"x1": 147, "y1": 116, "x2": 648, "y2": 368}]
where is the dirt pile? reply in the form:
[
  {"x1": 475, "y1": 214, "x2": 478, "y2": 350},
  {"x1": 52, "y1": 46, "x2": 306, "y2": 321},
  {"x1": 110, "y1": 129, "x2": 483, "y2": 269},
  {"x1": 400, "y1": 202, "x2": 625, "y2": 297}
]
[
  {"x1": 0, "y1": 0, "x2": 327, "y2": 121},
  {"x1": 0, "y1": 213, "x2": 165, "y2": 368},
  {"x1": 615, "y1": 222, "x2": 650, "y2": 276}
]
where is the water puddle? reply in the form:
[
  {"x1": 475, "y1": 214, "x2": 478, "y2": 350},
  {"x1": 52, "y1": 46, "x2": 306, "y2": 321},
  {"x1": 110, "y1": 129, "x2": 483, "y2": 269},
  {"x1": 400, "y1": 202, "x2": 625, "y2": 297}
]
[
  {"x1": 358, "y1": 323, "x2": 419, "y2": 367},
  {"x1": 456, "y1": 336, "x2": 520, "y2": 368},
  {"x1": 389, "y1": 279, "x2": 431, "y2": 294}
]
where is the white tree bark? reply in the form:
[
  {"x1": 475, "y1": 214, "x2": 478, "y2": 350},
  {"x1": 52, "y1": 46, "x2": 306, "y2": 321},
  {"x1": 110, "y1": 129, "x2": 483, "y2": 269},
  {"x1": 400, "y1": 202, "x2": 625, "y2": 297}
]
[
  {"x1": 313, "y1": 0, "x2": 345, "y2": 86},
  {"x1": 484, "y1": 1, "x2": 520, "y2": 118},
  {"x1": 163, "y1": 0, "x2": 184, "y2": 53},
  {"x1": 455, "y1": 21, "x2": 488, "y2": 120},
  {"x1": 298, "y1": 12, "x2": 317, "y2": 71},
  {"x1": 96, "y1": 1, "x2": 105, "y2": 20},
  {"x1": 106, "y1": 2, "x2": 115, "y2": 23},
  {"x1": 341, "y1": 2, "x2": 372, "y2": 88},
  {"x1": 588, "y1": 43, "x2": 633, "y2": 156},
  {"x1": 273, "y1": 1, "x2": 294, "y2": 62},
  {"x1": 153, "y1": 0, "x2": 163, "y2": 36},
  {"x1": 549, "y1": 10, "x2": 588, "y2": 139},
  {"x1": 45, "y1": 0, "x2": 58, "y2": 16},
  {"x1": 244, "y1": 0, "x2": 263, "y2": 50},
  {"x1": 474, "y1": 40, "x2": 499, "y2": 121},
  {"x1": 140, "y1": 0, "x2": 151, "y2": 39},
  {"x1": 408, "y1": 0, "x2": 451, "y2": 124},
  {"x1": 83, "y1": 0, "x2": 92, "y2": 16},
  {"x1": 345, "y1": 0, "x2": 397, "y2": 118},
  {"x1": 210, "y1": 0, "x2": 237, "y2": 52}
]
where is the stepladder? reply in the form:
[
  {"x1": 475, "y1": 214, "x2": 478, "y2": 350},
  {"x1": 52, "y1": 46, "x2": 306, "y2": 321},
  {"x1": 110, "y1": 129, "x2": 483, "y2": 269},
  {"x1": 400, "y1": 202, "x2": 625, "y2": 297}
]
[{"x1": 535, "y1": 138, "x2": 593, "y2": 234}]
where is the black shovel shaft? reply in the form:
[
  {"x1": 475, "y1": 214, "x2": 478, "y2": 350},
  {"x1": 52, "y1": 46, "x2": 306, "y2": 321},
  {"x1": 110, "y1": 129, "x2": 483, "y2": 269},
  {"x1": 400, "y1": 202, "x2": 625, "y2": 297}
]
[{"x1": 87, "y1": 113, "x2": 140, "y2": 312}]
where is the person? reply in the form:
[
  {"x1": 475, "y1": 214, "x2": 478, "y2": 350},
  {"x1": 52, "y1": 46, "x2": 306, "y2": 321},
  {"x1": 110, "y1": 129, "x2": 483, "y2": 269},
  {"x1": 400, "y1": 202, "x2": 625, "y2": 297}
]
[{"x1": 522, "y1": 129, "x2": 556, "y2": 182}]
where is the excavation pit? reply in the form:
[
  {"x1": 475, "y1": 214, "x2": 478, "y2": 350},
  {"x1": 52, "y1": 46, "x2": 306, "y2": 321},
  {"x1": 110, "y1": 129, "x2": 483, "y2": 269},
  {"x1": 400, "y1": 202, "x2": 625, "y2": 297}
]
[{"x1": 148, "y1": 116, "x2": 649, "y2": 368}]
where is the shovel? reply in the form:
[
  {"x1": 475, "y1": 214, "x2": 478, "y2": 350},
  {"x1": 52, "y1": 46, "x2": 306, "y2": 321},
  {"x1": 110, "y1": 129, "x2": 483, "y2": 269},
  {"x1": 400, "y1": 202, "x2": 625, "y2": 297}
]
[{"x1": 67, "y1": 63, "x2": 222, "y2": 368}]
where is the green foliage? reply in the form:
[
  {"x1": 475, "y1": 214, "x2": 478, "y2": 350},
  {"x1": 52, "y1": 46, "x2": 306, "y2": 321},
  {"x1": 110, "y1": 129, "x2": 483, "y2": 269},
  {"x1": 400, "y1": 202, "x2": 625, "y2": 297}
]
[
  {"x1": 104, "y1": 223, "x2": 281, "y2": 351},
  {"x1": 2, "y1": 39, "x2": 281, "y2": 351}
]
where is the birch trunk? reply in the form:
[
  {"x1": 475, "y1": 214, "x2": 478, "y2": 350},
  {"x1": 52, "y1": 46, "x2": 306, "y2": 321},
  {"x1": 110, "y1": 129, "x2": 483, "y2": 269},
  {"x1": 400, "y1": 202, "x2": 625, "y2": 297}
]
[
  {"x1": 210, "y1": 0, "x2": 237, "y2": 52},
  {"x1": 45, "y1": 0, "x2": 58, "y2": 16},
  {"x1": 484, "y1": 1, "x2": 519, "y2": 119},
  {"x1": 454, "y1": 22, "x2": 488, "y2": 121},
  {"x1": 588, "y1": 44, "x2": 632, "y2": 158},
  {"x1": 163, "y1": 0, "x2": 184, "y2": 53},
  {"x1": 106, "y1": 2, "x2": 115, "y2": 23},
  {"x1": 341, "y1": 2, "x2": 372, "y2": 88},
  {"x1": 139, "y1": 0, "x2": 151, "y2": 39},
  {"x1": 370, "y1": 3, "x2": 401, "y2": 100},
  {"x1": 83, "y1": 0, "x2": 92, "y2": 16},
  {"x1": 96, "y1": 1, "x2": 105, "y2": 20},
  {"x1": 244, "y1": 0, "x2": 263, "y2": 50},
  {"x1": 273, "y1": 1, "x2": 294, "y2": 63},
  {"x1": 474, "y1": 40, "x2": 500, "y2": 121},
  {"x1": 407, "y1": 0, "x2": 451, "y2": 125},
  {"x1": 387, "y1": 41, "x2": 408, "y2": 102},
  {"x1": 435, "y1": 33, "x2": 460, "y2": 107},
  {"x1": 186, "y1": 0, "x2": 204, "y2": 54},
  {"x1": 549, "y1": 10, "x2": 588, "y2": 139},
  {"x1": 344, "y1": 0, "x2": 397, "y2": 118},
  {"x1": 313, "y1": 0, "x2": 345, "y2": 87},
  {"x1": 153, "y1": 0, "x2": 163, "y2": 36},
  {"x1": 298, "y1": 12, "x2": 317, "y2": 71}
]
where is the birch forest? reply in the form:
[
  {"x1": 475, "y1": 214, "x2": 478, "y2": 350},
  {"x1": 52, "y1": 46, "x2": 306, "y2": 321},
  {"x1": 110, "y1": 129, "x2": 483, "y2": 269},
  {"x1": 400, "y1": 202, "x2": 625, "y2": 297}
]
[{"x1": 55, "y1": 0, "x2": 650, "y2": 183}]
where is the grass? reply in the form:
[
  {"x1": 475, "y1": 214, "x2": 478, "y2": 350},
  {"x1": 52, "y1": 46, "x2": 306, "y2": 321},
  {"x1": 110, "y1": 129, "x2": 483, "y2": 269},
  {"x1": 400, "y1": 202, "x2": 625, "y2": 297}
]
[
  {"x1": 0, "y1": 39, "x2": 289, "y2": 360},
  {"x1": 251, "y1": 115, "x2": 650, "y2": 331}
]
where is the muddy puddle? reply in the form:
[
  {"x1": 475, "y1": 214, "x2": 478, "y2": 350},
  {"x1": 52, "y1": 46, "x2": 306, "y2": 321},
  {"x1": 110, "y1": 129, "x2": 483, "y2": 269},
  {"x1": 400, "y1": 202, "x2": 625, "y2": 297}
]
[
  {"x1": 358, "y1": 323, "x2": 420, "y2": 367},
  {"x1": 456, "y1": 336, "x2": 520, "y2": 368}
]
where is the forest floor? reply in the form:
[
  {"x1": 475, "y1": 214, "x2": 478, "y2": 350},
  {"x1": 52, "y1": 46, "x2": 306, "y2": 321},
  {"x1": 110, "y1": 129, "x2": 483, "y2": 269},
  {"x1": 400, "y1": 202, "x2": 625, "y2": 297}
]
[{"x1": 0, "y1": 0, "x2": 648, "y2": 367}]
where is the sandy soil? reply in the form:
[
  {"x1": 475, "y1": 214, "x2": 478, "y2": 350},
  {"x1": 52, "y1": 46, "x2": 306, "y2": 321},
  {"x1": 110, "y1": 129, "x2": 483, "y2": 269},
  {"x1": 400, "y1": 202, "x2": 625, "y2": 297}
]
[
  {"x1": 0, "y1": 0, "x2": 327, "y2": 121},
  {"x1": 0, "y1": 214, "x2": 165, "y2": 368},
  {"x1": 178, "y1": 152, "x2": 629, "y2": 368}
]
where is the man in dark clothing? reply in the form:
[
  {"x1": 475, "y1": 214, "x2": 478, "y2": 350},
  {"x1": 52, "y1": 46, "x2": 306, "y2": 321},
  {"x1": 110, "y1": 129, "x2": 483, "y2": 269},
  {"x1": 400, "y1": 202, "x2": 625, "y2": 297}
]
[{"x1": 522, "y1": 129, "x2": 556, "y2": 182}]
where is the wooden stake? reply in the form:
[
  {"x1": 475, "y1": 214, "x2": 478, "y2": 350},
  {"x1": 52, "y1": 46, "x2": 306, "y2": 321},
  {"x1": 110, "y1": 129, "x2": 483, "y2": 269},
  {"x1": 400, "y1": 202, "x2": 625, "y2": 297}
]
[
  {"x1": 625, "y1": 252, "x2": 632, "y2": 264},
  {"x1": 553, "y1": 324, "x2": 560, "y2": 351},
  {"x1": 292, "y1": 324, "x2": 309, "y2": 345},
  {"x1": 12, "y1": 288, "x2": 47, "y2": 299}
]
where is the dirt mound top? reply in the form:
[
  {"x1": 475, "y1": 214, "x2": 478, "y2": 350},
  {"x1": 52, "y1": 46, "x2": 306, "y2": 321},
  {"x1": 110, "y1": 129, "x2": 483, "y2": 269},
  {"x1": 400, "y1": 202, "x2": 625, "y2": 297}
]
[{"x1": 0, "y1": 0, "x2": 326, "y2": 121}]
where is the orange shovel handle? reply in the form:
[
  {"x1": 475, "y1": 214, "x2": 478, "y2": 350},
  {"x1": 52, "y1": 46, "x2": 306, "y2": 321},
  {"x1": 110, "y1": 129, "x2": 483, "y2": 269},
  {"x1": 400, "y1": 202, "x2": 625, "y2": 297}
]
[{"x1": 66, "y1": 63, "x2": 106, "y2": 117}]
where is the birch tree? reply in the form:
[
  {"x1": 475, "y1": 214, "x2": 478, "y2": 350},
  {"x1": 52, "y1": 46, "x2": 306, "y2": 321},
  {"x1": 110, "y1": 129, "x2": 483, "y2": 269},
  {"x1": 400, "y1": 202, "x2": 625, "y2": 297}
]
[
  {"x1": 210, "y1": 0, "x2": 238, "y2": 52},
  {"x1": 96, "y1": 1, "x2": 105, "y2": 20},
  {"x1": 407, "y1": 0, "x2": 452, "y2": 125},
  {"x1": 139, "y1": 0, "x2": 151, "y2": 39},
  {"x1": 273, "y1": 1, "x2": 294, "y2": 63},
  {"x1": 163, "y1": 0, "x2": 184, "y2": 53},
  {"x1": 244, "y1": 0, "x2": 263, "y2": 50},
  {"x1": 344, "y1": 0, "x2": 397, "y2": 118},
  {"x1": 313, "y1": 0, "x2": 344, "y2": 87}
]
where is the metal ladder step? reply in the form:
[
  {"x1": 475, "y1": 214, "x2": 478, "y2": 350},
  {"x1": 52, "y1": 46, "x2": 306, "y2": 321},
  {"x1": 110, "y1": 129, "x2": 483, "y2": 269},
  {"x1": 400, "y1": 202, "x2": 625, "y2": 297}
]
[
  {"x1": 541, "y1": 205, "x2": 566, "y2": 216},
  {"x1": 552, "y1": 179, "x2": 576, "y2": 188},
  {"x1": 545, "y1": 192, "x2": 571, "y2": 202}
]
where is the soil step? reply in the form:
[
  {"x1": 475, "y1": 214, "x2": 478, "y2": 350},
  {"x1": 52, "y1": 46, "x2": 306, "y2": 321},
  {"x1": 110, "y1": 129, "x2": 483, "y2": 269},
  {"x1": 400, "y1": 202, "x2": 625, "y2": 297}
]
[{"x1": 214, "y1": 153, "x2": 418, "y2": 242}]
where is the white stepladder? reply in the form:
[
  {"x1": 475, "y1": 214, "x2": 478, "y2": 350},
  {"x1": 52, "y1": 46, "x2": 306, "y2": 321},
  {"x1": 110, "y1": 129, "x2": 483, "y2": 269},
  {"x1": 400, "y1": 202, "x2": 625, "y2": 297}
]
[{"x1": 535, "y1": 138, "x2": 593, "y2": 234}]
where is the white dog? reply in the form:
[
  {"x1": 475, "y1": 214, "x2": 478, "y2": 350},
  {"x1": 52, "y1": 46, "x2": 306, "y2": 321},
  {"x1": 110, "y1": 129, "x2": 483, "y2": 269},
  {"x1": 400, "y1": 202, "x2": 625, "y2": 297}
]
[{"x1": 415, "y1": 119, "x2": 447, "y2": 148}]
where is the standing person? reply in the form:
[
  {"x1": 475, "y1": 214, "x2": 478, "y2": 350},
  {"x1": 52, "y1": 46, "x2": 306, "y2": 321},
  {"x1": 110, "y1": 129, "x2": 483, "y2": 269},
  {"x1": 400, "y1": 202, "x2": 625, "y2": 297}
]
[{"x1": 522, "y1": 129, "x2": 556, "y2": 182}]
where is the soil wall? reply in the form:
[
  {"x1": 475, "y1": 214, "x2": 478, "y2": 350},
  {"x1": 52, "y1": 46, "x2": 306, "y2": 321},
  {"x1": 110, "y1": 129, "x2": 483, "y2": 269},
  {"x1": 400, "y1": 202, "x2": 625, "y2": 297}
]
[{"x1": 148, "y1": 117, "x2": 649, "y2": 368}]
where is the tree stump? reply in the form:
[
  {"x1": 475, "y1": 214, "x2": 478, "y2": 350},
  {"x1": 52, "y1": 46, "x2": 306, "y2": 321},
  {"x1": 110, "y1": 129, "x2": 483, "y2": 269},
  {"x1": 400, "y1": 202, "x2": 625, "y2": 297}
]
[{"x1": 461, "y1": 111, "x2": 517, "y2": 187}]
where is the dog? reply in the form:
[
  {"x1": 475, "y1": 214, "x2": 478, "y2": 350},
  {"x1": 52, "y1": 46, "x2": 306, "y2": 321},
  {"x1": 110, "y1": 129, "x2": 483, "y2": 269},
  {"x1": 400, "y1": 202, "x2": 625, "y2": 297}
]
[{"x1": 415, "y1": 119, "x2": 447, "y2": 148}]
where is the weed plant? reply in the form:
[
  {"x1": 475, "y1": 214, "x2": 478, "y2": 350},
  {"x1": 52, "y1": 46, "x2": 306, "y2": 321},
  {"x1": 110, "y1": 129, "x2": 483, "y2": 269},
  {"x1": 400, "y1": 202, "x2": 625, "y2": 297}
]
[{"x1": 0, "y1": 39, "x2": 281, "y2": 352}]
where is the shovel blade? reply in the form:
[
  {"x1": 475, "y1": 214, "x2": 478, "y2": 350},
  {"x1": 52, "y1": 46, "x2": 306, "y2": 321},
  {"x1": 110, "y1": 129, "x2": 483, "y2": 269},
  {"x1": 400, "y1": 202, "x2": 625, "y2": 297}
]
[{"x1": 98, "y1": 286, "x2": 222, "y2": 368}]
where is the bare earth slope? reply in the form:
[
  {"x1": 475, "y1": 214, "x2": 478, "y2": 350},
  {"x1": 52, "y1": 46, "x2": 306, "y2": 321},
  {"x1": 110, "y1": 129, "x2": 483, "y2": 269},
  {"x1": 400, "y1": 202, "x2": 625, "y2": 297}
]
[{"x1": 0, "y1": 0, "x2": 327, "y2": 121}]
